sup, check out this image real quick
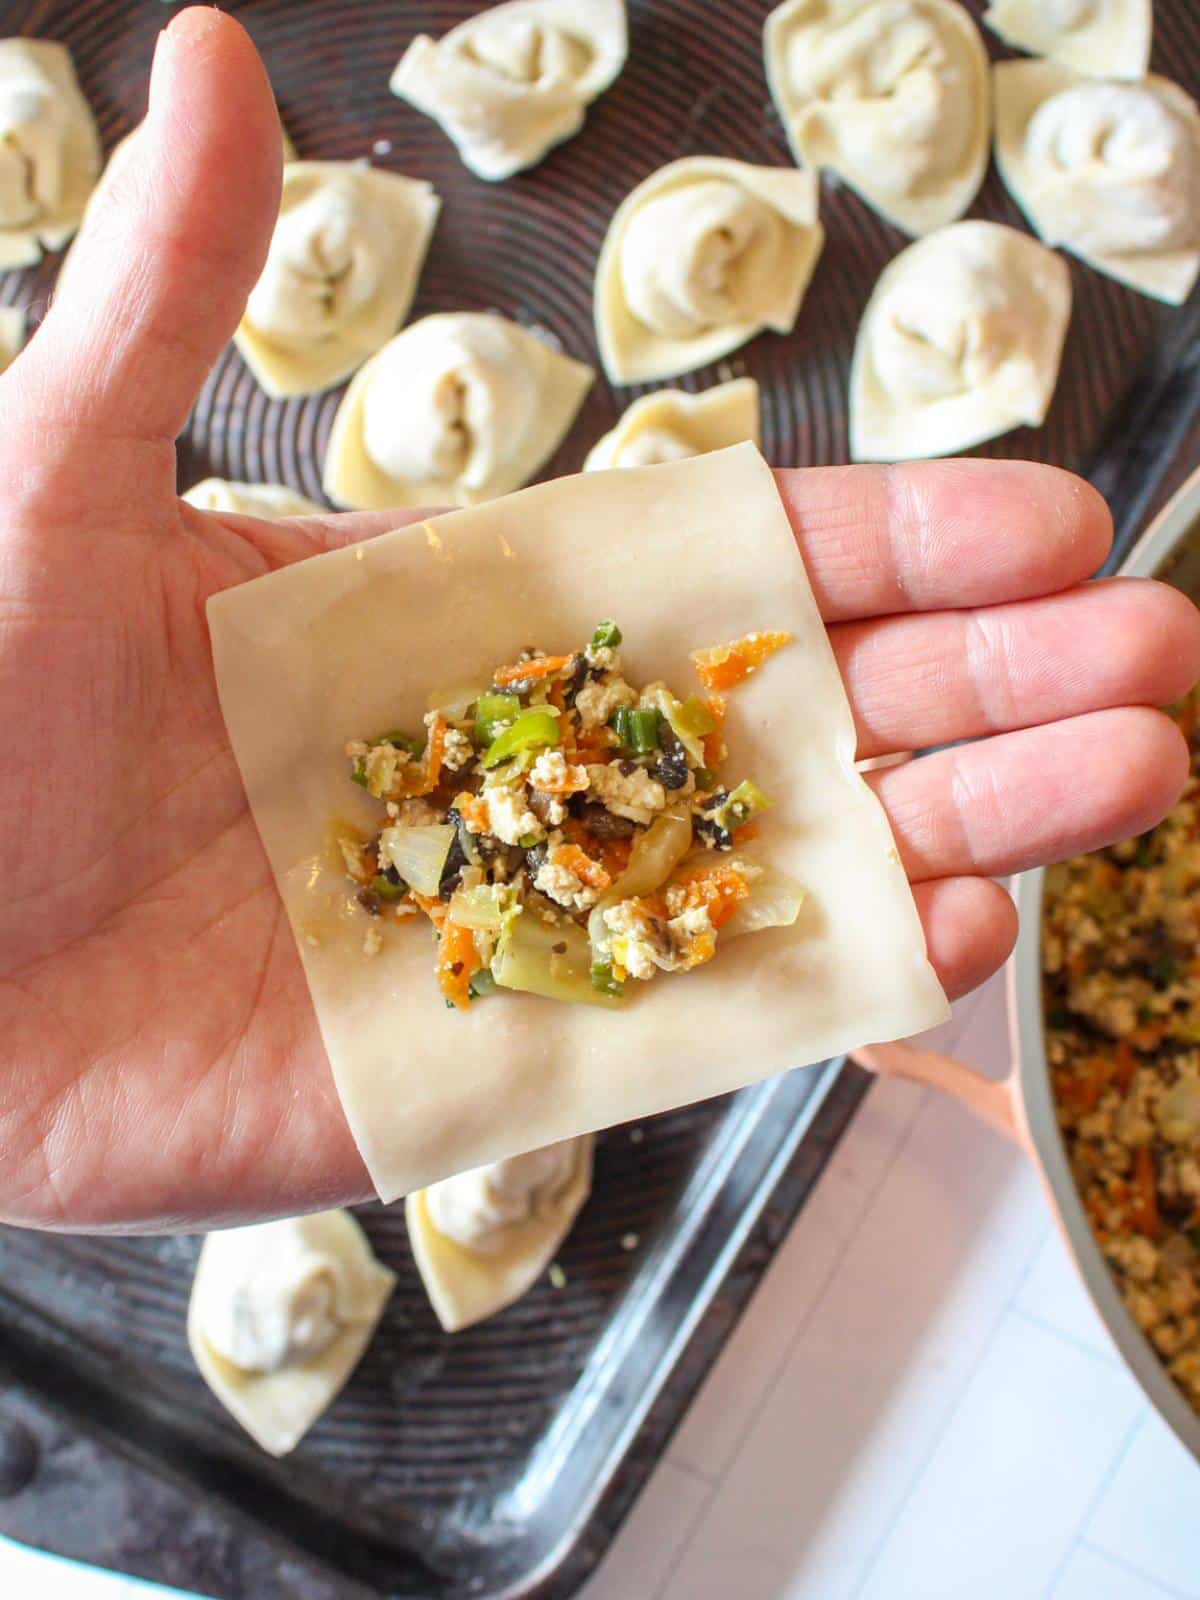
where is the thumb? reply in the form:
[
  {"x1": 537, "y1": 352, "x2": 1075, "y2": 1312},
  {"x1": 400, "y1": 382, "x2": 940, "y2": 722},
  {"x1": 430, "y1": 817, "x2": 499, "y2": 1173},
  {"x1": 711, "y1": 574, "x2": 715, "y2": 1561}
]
[{"x1": 18, "y1": 8, "x2": 280, "y2": 444}]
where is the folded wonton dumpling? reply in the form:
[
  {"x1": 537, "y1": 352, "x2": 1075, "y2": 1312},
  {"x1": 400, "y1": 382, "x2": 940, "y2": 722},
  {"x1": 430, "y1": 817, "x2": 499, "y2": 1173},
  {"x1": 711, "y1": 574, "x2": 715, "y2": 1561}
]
[
  {"x1": 763, "y1": 0, "x2": 990, "y2": 238},
  {"x1": 208, "y1": 444, "x2": 949, "y2": 1203},
  {"x1": 984, "y1": 0, "x2": 1152, "y2": 83},
  {"x1": 233, "y1": 162, "x2": 440, "y2": 399},
  {"x1": 850, "y1": 221, "x2": 1072, "y2": 462},
  {"x1": 187, "y1": 1210, "x2": 395, "y2": 1456},
  {"x1": 323, "y1": 311, "x2": 593, "y2": 509},
  {"x1": 391, "y1": 0, "x2": 627, "y2": 181},
  {"x1": 183, "y1": 479, "x2": 323, "y2": 519},
  {"x1": 0, "y1": 38, "x2": 101, "y2": 269},
  {"x1": 583, "y1": 378, "x2": 760, "y2": 471},
  {"x1": 0, "y1": 305, "x2": 25, "y2": 374},
  {"x1": 994, "y1": 61, "x2": 1200, "y2": 304},
  {"x1": 407, "y1": 1137, "x2": 593, "y2": 1331},
  {"x1": 595, "y1": 158, "x2": 824, "y2": 385}
]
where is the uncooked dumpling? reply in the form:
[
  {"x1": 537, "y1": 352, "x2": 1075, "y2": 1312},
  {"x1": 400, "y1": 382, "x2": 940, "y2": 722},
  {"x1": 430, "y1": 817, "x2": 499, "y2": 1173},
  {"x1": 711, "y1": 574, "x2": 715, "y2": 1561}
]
[
  {"x1": 208, "y1": 445, "x2": 949, "y2": 1203},
  {"x1": 584, "y1": 378, "x2": 760, "y2": 471},
  {"x1": 0, "y1": 39, "x2": 101, "y2": 269},
  {"x1": 595, "y1": 158, "x2": 823, "y2": 384},
  {"x1": 763, "y1": 0, "x2": 990, "y2": 237},
  {"x1": 391, "y1": 0, "x2": 627, "y2": 180},
  {"x1": 0, "y1": 305, "x2": 25, "y2": 374},
  {"x1": 187, "y1": 1210, "x2": 395, "y2": 1456},
  {"x1": 850, "y1": 220, "x2": 1073, "y2": 461},
  {"x1": 323, "y1": 311, "x2": 593, "y2": 509},
  {"x1": 183, "y1": 479, "x2": 322, "y2": 518},
  {"x1": 234, "y1": 162, "x2": 440, "y2": 399},
  {"x1": 407, "y1": 1137, "x2": 593, "y2": 1331},
  {"x1": 984, "y1": 0, "x2": 1152, "y2": 83},
  {"x1": 994, "y1": 61, "x2": 1200, "y2": 304}
]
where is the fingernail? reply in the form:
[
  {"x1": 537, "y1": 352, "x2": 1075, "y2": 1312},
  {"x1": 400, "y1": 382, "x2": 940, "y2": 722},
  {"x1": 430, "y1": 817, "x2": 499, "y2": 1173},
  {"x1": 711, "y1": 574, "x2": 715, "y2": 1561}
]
[{"x1": 148, "y1": 21, "x2": 176, "y2": 109}]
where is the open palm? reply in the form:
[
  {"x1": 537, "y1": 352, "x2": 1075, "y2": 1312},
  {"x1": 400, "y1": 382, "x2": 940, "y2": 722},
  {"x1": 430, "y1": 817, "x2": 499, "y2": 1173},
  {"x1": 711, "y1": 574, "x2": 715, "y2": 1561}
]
[{"x1": 1, "y1": 8, "x2": 1197, "y2": 1233}]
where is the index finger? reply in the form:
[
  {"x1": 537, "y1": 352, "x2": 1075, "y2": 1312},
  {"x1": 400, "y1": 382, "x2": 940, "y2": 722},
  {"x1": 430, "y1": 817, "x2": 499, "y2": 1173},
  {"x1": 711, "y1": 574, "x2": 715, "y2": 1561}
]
[
  {"x1": 776, "y1": 459, "x2": 1113, "y2": 622},
  {"x1": 264, "y1": 459, "x2": 1114, "y2": 625}
]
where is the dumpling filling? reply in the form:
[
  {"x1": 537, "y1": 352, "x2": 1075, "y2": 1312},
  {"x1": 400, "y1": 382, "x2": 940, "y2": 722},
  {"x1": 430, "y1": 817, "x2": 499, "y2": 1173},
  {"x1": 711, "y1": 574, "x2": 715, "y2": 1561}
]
[{"x1": 333, "y1": 621, "x2": 804, "y2": 1008}]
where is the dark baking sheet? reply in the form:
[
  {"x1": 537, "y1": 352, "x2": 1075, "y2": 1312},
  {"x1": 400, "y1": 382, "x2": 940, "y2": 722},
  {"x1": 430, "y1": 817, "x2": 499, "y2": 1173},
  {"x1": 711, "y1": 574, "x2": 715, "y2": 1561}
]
[{"x1": 1, "y1": 2, "x2": 1200, "y2": 1597}]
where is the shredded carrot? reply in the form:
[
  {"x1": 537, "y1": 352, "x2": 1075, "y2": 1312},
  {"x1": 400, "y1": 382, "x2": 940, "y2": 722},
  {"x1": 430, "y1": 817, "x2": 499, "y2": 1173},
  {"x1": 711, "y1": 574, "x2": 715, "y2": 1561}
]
[
  {"x1": 1130, "y1": 1144, "x2": 1160, "y2": 1240},
  {"x1": 1132, "y1": 1019, "x2": 1168, "y2": 1050},
  {"x1": 560, "y1": 818, "x2": 631, "y2": 880},
  {"x1": 437, "y1": 918, "x2": 479, "y2": 1011},
  {"x1": 1113, "y1": 1039, "x2": 1137, "y2": 1092},
  {"x1": 672, "y1": 862, "x2": 751, "y2": 930},
  {"x1": 549, "y1": 843, "x2": 612, "y2": 892},
  {"x1": 732, "y1": 822, "x2": 760, "y2": 847},
  {"x1": 453, "y1": 792, "x2": 490, "y2": 834},
  {"x1": 702, "y1": 694, "x2": 726, "y2": 768},
  {"x1": 1065, "y1": 1055, "x2": 1113, "y2": 1113},
  {"x1": 596, "y1": 834, "x2": 632, "y2": 879},
  {"x1": 494, "y1": 654, "x2": 573, "y2": 688},
  {"x1": 411, "y1": 890, "x2": 445, "y2": 926},
  {"x1": 692, "y1": 631, "x2": 792, "y2": 694},
  {"x1": 1066, "y1": 950, "x2": 1088, "y2": 983},
  {"x1": 389, "y1": 715, "x2": 448, "y2": 799},
  {"x1": 427, "y1": 714, "x2": 447, "y2": 778},
  {"x1": 575, "y1": 728, "x2": 618, "y2": 763}
]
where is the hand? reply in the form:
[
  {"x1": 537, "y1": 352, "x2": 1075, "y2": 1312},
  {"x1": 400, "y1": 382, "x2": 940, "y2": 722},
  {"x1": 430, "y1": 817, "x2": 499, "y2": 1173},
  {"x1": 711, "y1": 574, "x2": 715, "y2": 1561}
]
[{"x1": 1, "y1": 9, "x2": 1196, "y2": 1233}]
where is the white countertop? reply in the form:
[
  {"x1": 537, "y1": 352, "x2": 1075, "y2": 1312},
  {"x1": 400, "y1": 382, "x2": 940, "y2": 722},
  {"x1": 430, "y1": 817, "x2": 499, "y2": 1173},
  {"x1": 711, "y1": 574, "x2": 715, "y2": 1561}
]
[{"x1": 5, "y1": 973, "x2": 1200, "y2": 1600}]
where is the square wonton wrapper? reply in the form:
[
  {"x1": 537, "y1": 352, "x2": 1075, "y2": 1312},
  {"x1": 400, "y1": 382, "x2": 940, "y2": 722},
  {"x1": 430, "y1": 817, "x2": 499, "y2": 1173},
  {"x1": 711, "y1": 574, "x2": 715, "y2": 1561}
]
[{"x1": 208, "y1": 445, "x2": 948, "y2": 1202}]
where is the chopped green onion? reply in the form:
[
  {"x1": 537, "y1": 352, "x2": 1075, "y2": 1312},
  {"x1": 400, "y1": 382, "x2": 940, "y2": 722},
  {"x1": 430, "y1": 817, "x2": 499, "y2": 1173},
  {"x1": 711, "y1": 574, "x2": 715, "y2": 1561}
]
[
  {"x1": 693, "y1": 766, "x2": 717, "y2": 791},
  {"x1": 379, "y1": 823, "x2": 456, "y2": 897},
  {"x1": 475, "y1": 692, "x2": 521, "y2": 744},
  {"x1": 350, "y1": 761, "x2": 369, "y2": 788},
  {"x1": 518, "y1": 832, "x2": 543, "y2": 850},
  {"x1": 591, "y1": 620, "x2": 622, "y2": 650},
  {"x1": 590, "y1": 960, "x2": 625, "y2": 998},
  {"x1": 469, "y1": 969, "x2": 497, "y2": 999},
  {"x1": 674, "y1": 694, "x2": 716, "y2": 739},
  {"x1": 375, "y1": 729, "x2": 424, "y2": 755},
  {"x1": 482, "y1": 707, "x2": 560, "y2": 769},
  {"x1": 369, "y1": 874, "x2": 404, "y2": 901},
  {"x1": 611, "y1": 705, "x2": 661, "y2": 752},
  {"x1": 712, "y1": 779, "x2": 772, "y2": 833}
]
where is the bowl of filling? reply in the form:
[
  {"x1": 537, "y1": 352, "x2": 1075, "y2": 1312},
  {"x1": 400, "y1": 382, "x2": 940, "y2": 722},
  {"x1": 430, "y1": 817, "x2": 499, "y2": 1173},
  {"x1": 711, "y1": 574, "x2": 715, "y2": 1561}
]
[{"x1": 854, "y1": 462, "x2": 1200, "y2": 1467}]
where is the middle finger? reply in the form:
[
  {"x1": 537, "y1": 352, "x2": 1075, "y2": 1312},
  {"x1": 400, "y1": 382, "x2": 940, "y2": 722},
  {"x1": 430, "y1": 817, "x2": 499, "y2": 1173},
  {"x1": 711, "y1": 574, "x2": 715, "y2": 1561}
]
[{"x1": 835, "y1": 578, "x2": 1200, "y2": 761}]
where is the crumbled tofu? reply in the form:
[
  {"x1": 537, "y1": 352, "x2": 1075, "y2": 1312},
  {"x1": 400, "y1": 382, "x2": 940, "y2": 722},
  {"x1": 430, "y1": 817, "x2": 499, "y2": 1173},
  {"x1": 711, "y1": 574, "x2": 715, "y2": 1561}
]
[
  {"x1": 483, "y1": 782, "x2": 544, "y2": 846},
  {"x1": 393, "y1": 797, "x2": 442, "y2": 827},
  {"x1": 338, "y1": 835, "x2": 370, "y2": 881},
  {"x1": 535, "y1": 857, "x2": 600, "y2": 911},
  {"x1": 545, "y1": 797, "x2": 567, "y2": 826},
  {"x1": 586, "y1": 761, "x2": 666, "y2": 823},
  {"x1": 575, "y1": 676, "x2": 637, "y2": 730},
  {"x1": 442, "y1": 727, "x2": 474, "y2": 772},
  {"x1": 666, "y1": 905, "x2": 717, "y2": 970},
  {"x1": 529, "y1": 748, "x2": 587, "y2": 794},
  {"x1": 362, "y1": 741, "x2": 410, "y2": 796},
  {"x1": 363, "y1": 925, "x2": 383, "y2": 958},
  {"x1": 603, "y1": 901, "x2": 661, "y2": 979},
  {"x1": 585, "y1": 644, "x2": 618, "y2": 671},
  {"x1": 604, "y1": 898, "x2": 716, "y2": 980}
]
